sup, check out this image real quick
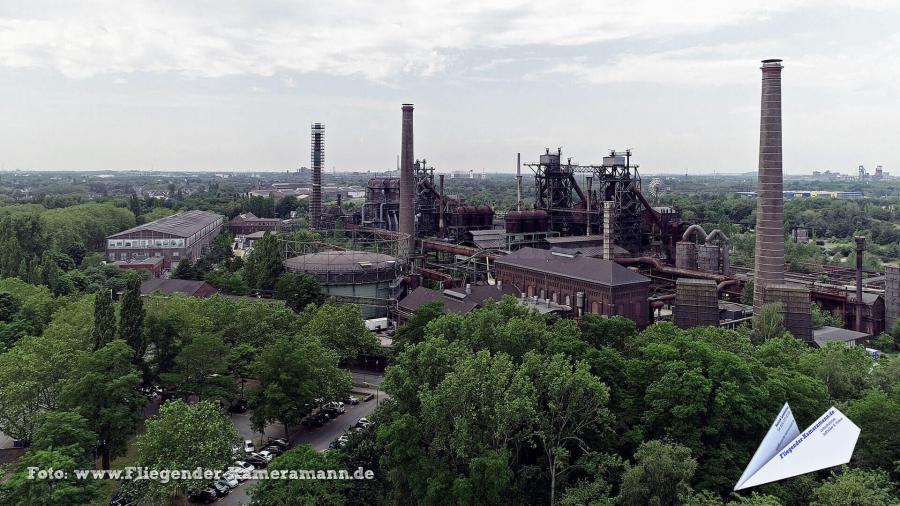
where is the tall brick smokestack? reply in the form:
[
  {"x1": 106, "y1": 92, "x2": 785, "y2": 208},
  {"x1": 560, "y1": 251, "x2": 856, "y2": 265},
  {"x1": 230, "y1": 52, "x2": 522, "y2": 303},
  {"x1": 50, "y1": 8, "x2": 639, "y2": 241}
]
[
  {"x1": 855, "y1": 236, "x2": 865, "y2": 332},
  {"x1": 400, "y1": 104, "x2": 415, "y2": 257},
  {"x1": 753, "y1": 59, "x2": 785, "y2": 315},
  {"x1": 310, "y1": 122, "x2": 325, "y2": 229}
]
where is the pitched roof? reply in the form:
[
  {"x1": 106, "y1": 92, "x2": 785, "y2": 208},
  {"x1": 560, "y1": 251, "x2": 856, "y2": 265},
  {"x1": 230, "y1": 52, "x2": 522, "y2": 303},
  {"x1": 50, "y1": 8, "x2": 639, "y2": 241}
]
[
  {"x1": 495, "y1": 247, "x2": 649, "y2": 287},
  {"x1": 399, "y1": 286, "x2": 477, "y2": 314},
  {"x1": 141, "y1": 278, "x2": 218, "y2": 297},
  {"x1": 110, "y1": 210, "x2": 223, "y2": 239},
  {"x1": 812, "y1": 326, "x2": 869, "y2": 348}
]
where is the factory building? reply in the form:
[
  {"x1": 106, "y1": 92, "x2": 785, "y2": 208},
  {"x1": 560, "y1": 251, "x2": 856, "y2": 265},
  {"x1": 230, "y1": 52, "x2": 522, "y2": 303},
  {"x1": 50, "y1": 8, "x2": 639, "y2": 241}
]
[
  {"x1": 398, "y1": 283, "x2": 521, "y2": 323},
  {"x1": 228, "y1": 212, "x2": 284, "y2": 235},
  {"x1": 283, "y1": 250, "x2": 403, "y2": 319},
  {"x1": 106, "y1": 210, "x2": 224, "y2": 269},
  {"x1": 495, "y1": 247, "x2": 650, "y2": 327},
  {"x1": 886, "y1": 265, "x2": 900, "y2": 332}
]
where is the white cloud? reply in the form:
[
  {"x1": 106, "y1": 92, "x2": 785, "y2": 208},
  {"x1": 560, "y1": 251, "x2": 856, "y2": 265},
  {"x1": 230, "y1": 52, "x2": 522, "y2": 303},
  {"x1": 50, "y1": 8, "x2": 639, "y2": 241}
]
[{"x1": 0, "y1": 0, "x2": 870, "y2": 81}]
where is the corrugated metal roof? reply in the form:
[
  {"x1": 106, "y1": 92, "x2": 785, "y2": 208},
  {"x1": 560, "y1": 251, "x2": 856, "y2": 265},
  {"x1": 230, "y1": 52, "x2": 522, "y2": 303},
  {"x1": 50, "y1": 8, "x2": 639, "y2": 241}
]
[
  {"x1": 496, "y1": 247, "x2": 649, "y2": 287},
  {"x1": 110, "y1": 210, "x2": 223, "y2": 239}
]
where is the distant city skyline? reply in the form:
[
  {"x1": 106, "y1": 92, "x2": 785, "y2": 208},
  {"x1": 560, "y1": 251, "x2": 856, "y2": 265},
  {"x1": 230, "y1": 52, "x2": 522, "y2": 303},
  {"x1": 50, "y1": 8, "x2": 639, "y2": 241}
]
[{"x1": 2, "y1": 1, "x2": 900, "y2": 174}]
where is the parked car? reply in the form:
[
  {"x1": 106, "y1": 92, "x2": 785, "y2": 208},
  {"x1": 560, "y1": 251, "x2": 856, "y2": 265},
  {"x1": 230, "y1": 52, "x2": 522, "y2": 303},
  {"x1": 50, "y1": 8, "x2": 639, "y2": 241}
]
[
  {"x1": 245, "y1": 455, "x2": 269, "y2": 468},
  {"x1": 322, "y1": 401, "x2": 345, "y2": 415},
  {"x1": 253, "y1": 450, "x2": 275, "y2": 462},
  {"x1": 266, "y1": 438, "x2": 289, "y2": 450},
  {"x1": 188, "y1": 488, "x2": 217, "y2": 504},
  {"x1": 244, "y1": 440, "x2": 255, "y2": 453},
  {"x1": 228, "y1": 399, "x2": 248, "y2": 413},
  {"x1": 262, "y1": 445, "x2": 284, "y2": 456},
  {"x1": 356, "y1": 417, "x2": 372, "y2": 429},
  {"x1": 227, "y1": 461, "x2": 255, "y2": 481},
  {"x1": 328, "y1": 440, "x2": 340, "y2": 450},
  {"x1": 343, "y1": 395, "x2": 360, "y2": 405},
  {"x1": 362, "y1": 393, "x2": 375, "y2": 402},
  {"x1": 211, "y1": 480, "x2": 230, "y2": 496},
  {"x1": 218, "y1": 476, "x2": 239, "y2": 490}
]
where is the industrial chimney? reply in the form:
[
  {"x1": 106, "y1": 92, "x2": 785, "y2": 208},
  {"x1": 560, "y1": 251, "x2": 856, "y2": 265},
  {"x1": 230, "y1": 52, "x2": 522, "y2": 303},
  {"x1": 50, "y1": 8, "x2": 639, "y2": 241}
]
[
  {"x1": 603, "y1": 201, "x2": 615, "y2": 260},
  {"x1": 310, "y1": 123, "x2": 325, "y2": 229},
  {"x1": 753, "y1": 59, "x2": 785, "y2": 315},
  {"x1": 855, "y1": 236, "x2": 865, "y2": 332},
  {"x1": 399, "y1": 104, "x2": 415, "y2": 257}
]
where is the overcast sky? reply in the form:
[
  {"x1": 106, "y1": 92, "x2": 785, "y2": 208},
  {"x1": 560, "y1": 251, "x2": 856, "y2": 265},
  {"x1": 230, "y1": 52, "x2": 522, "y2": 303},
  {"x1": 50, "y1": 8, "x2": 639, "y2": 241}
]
[{"x1": 1, "y1": 1, "x2": 899, "y2": 174}]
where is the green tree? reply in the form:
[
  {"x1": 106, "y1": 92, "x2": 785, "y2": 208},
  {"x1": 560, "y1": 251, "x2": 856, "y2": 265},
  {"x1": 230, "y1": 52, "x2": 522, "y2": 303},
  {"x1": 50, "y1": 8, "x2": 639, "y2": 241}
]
[
  {"x1": 249, "y1": 445, "x2": 350, "y2": 506},
  {"x1": 811, "y1": 302, "x2": 841, "y2": 329},
  {"x1": 843, "y1": 389, "x2": 900, "y2": 471},
  {"x1": 250, "y1": 334, "x2": 351, "y2": 441},
  {"x1": 31, "y1": 410, "x2": 97, "y2": 465},
  {"x1": 243, "y1": 232, "x2": 284, "y2": 291},
  {"x1": 227, "y1": 343, "x2": 257, "y2": 399},
  {"x1": 394, "y1": 300, "x2": 444, "y2": 349},
  {"x1": 276, "y1": 272, "x2": 324, "y2": 312},
  {"x1": 0, "y1": 333, "x2": 75, "y2": 442},
  {"x1": 514, "y1": 352, "x2": 611, "y2": 505},
  {"x1": 741, "y1": 280, "x2": 754, "y2": 305},
  {"x1": 799, "y1": 342, "x2": 872, "y2": 401},
  {"x1": 62, "y1": 340, "x2": 144, "y2": 469},
  {"x1": 753, "y1": 302, "x2": 785, "y2": 343},
  {"x1": 91, "y1": 290, "x2": 117, "y2": 351},
  {"x1": 618, "y1": 440, "x2": 697, "y2": 506},
  {"x1": 0, "y1": 291, "x2": 22, "y2": 322},
  {"x1": 132, "y1": 400, "x2": 239, "y2": 503},
  {"x1": 171, "y1": 258, "x2": 197, "y2": 280},
  {"x1": 145, "y1": 313, "x2": 183, "y2": 381},
  {"x1": 580, "y1": 314, "x2": 638, "y2": 352},
  {"x1": 162, "y1": 333, "x2": 232, "y2": 402},
  {"x1": 0, "y1": 448, "x2": 105, "y2": 506},
  {"x1": 811, "y1": 467, "x2": 898, "y2": 506},
  {"x1": 303, "y1": 304, "x2": 379, "y2": 361},
  {"x1": 118, "y1": 271, "x2": 146, "y2": 363}
]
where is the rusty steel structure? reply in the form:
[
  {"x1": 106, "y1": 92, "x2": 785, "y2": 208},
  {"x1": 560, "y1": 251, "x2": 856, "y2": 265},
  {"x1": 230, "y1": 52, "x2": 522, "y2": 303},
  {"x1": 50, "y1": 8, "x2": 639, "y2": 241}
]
[
  {"x1": 526, "y1": 148, "x2": 660, "y2": 257},
  {"x1": 310, "y1": 122, "x2": 325, "y2": 229},
  {"x1": 753, "y1": 59, "x2": 786, "y2": 315},
  {"x1": 400, "y1": 104, "x2": 415, "y2": 257}
]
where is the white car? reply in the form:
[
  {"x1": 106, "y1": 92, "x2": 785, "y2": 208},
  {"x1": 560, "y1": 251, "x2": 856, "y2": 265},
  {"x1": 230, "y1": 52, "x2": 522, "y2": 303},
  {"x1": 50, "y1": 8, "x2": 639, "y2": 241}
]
[
  {"x1": 356, "y1": 418, "x2": 372, "y2": 429},
  {"x1": 220, "y1": 476, "x2": 239, "y2": 489},
  {"x1": 244, "y1": 440, "x2": 255, "y2": 453},
  {"x1": 226, "y1": 461, "x2": 255, "y2": 481},
  {"x1": 252, "y1": 450, "x2": 274, "y2": 462}
]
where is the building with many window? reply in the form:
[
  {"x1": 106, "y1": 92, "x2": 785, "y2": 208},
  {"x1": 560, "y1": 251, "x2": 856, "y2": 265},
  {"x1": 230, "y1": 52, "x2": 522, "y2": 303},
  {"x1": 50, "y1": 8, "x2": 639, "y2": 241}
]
[
  {"x1": 106, "y1": 210, "x2": 224, "y2": 269},
  {"x1": 495, "y1": 247, "x2": 650, "y2": 327},
  {"x1": 228, "y1": 212, "x2": 284, "y2": 235}
]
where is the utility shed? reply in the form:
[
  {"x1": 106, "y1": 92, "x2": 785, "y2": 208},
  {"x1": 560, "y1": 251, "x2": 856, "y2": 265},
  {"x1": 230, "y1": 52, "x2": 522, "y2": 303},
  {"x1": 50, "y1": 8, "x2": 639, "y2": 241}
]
[
  {"x1": 495, "y1": 247, "x2": 650, "y2": 327},
  {"x1": 812, "y1": 326, "x2": 869, "y2": 348}
]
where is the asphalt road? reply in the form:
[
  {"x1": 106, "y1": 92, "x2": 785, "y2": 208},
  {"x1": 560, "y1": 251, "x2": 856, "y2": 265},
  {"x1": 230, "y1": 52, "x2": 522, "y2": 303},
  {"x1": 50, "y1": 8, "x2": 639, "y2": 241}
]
[{"x1": 217, "y1": 383, "x2": 385, "y2": 506}]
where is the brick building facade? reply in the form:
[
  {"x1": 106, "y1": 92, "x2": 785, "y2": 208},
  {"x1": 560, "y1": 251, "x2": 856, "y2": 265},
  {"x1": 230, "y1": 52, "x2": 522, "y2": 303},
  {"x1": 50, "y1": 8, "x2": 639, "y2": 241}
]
[{"x1": 495, "y1": 247, "x2": 650, "y2": 327}]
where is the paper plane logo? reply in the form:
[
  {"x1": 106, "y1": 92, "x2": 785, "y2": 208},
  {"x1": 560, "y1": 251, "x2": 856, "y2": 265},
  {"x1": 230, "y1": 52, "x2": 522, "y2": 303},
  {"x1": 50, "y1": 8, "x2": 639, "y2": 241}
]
[{"x1": 734, "y1": 402, "x2": 861, "y2": 490}]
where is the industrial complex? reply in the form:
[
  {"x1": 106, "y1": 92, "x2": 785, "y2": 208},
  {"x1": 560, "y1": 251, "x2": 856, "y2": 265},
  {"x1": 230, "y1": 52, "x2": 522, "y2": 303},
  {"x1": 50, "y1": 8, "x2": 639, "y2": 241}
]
[{"x1": 104, "y1": 58, "x2": 898, "y2": 349}]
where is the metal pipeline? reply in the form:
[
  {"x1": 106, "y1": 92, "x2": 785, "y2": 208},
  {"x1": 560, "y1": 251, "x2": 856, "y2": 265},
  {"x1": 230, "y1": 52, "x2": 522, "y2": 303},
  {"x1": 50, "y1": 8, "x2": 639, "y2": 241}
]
[
  {"x1": 617, "y1": 257, "x2": 731, "y2": 282},
  {"x1": 682, "y1": 224, "x2": 708, "y2": 242}
]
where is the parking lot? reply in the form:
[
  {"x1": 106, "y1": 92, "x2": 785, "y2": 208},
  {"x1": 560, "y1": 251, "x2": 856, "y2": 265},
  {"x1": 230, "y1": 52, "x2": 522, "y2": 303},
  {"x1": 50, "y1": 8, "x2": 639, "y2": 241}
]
[{"x1": 215, "y1": 384, "x2": 384, "y2": 506}]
